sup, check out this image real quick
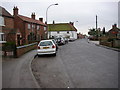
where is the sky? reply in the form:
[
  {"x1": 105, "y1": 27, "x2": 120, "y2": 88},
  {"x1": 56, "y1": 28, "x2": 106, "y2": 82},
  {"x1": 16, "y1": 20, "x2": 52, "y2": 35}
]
[{"x1": 1, "y1": 0, "x2": 119, "y2": 35}]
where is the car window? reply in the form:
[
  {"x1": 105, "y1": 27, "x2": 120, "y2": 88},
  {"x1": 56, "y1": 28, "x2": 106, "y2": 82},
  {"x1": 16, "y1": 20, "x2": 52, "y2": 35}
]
[
  {"x1": 40, "y1": 41, "x2": 53, "y2": 46},
  {"x1": 52, "y1": 40, "x2": 56, "y2": 44}
]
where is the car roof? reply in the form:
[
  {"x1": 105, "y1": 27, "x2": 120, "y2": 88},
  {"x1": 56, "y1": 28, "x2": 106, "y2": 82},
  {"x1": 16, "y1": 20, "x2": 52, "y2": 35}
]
[{"x1": 40, "y1": 39, "x2": 53, "y2": 41}]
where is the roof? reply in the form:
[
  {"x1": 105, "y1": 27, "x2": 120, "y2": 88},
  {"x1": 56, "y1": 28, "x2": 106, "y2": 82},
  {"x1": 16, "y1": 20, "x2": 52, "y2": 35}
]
[
  {"x1": 0, "y1": 6, "x2": 13, "y2": 18},
  {"x1": 18, "y1": 15, "x2": 46, "y2": 26},
  {"x1": 48, "y1": 23, "x2": 77, "y2": 31}
]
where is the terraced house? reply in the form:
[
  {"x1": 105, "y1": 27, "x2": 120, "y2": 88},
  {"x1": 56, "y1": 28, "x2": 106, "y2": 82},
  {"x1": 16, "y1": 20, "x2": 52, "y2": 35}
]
[
  {"x1": 0, "y1": 6, "x2": 21, "y2": 46},
  {"x1": 48, "y1": 21, "x2": 77, "y2": 39},
  {"x1": 13, "y1": 6, "x2": 47, "y2": 45}
]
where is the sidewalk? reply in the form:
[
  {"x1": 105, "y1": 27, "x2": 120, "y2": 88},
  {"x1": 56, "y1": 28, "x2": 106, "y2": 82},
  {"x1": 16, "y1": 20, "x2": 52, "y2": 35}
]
[
  {"x1": 89, "y1": 40, "x2": 120, "y2": 52},
  {"x1": 89, "y1": 40, "x2": 99, "y2": 45},
  {"x1": 2, "y1": 50, "x2": 40, "y2": 88}
]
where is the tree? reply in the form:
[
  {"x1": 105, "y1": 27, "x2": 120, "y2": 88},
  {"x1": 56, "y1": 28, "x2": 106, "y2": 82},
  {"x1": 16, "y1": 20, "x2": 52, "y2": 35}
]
[
  {"x1": 88, "y1": 28, "x2": 97, "y2": 36},
  {"x1": 102, "y1": 27, "x2": 106, "y2": 35}
]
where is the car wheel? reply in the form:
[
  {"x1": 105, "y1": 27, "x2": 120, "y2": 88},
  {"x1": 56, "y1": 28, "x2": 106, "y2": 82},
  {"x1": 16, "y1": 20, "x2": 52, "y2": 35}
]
[{"x1": 53, "y1": 53, "x2": 56, "y2": 56}]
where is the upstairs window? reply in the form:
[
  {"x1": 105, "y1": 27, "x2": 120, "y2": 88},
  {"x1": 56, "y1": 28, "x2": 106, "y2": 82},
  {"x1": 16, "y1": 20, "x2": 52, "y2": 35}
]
[
  {"x1": 37, "y1": 25, "x2": 40, "y2": 30},
  {"x1": 28, "y1": 23, "x2": 31, "y2": 29},
  {"x1": 44, "y1": 27, "x2": 46, "y2": 31},
  {"x1": 32, "y1": 24, "x2": 35, "y2": 29},
  {"x1": 0, "y1": 16, "x2": 5, "y2": 26}
]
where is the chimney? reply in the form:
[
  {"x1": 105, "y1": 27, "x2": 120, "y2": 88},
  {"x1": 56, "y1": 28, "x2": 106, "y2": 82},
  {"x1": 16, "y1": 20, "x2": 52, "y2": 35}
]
[
  {"x1": 70, "y1": 22, "x2": 74, "y2": 25},
  {"x1": 13, "y1": 6, "x2": 18, "y2": 16},
  {"x1": 39, "y1": 18, "x2": 43, "y2": 22},
  {"x1": 31, "y1": 13, "x2": 35, "y2": 19}
]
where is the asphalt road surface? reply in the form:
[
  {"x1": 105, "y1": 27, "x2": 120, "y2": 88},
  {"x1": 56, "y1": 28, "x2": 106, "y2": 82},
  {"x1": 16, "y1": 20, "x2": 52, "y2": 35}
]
[{"x1": 32, "y1": 39, "x2": 118, "y2": 88}]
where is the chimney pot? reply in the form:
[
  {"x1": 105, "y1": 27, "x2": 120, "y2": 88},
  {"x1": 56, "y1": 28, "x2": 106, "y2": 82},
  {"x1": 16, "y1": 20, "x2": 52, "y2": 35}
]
[
  {"x1": 39, "y1": 18, "x2": 43, "y2": 22},
  {"x1": 13, "y1": 6, "x2": 18, "y2": 16},
  {"x1": 31, "y1": 12, "x2": 35, "y2": 19}
]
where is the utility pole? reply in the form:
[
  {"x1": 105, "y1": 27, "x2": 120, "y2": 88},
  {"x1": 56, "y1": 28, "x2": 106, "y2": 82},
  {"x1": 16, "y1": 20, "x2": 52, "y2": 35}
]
[
  {"x1": 96, "y1": 15, "x2": 98, "y2": 40},
  {"x1": 96, "y1": 15, "x2": 97, "y2": 30}
]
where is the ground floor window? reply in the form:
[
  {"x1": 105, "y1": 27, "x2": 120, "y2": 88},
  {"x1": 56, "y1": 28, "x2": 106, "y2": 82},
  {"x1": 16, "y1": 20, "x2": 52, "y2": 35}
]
[{"x1": 0, "y1": 33, "x2": 6, "y2": 41}]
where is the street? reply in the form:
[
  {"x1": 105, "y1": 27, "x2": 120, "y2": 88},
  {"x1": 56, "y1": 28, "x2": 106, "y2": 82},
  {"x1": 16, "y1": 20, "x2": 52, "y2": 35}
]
[{"x1": 32, "y1": 39, "x2": 118, "y2": 88}]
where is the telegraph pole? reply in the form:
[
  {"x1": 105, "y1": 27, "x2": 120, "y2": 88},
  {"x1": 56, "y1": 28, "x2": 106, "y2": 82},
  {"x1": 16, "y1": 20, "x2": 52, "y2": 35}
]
[{"x1": 96, "y1": 15, "x2": 98, "y2": 30}]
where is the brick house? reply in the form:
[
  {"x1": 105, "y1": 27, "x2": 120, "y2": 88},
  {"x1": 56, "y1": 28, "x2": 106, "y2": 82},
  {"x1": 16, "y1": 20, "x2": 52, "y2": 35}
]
[
  {"x1": 48, "y1": 21, "x2": 77, "y2": 39},
  {"x1": 0, "y1": 6, "x2": 21, "y2": 46},
  {"x1": 13, "y1": 6, "x2": 47, "y2": 45},
  {"x1": 108, "y1": 24, "x2": 120, "y2": 39}
]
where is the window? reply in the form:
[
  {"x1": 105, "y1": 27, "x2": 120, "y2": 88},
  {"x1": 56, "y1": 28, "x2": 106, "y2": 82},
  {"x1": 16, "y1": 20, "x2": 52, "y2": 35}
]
[
  {"x1": 37, "y1": 25, "x2": 40, "y2": 30},
  {"x1": 0, "y1": 16, "x2": 5, "y2": 26},
  {"x1": 0, "y1": 33, "x2": 6, "y2": 43},
  {"x1": 32, "y1": 24, "x2": 35, "y2": 29},
  {"x1": 57, "y1": 31, "x2": 59, "y2": 34},
  {"x1": 28, "y1": 24, "x2": 31, "y2": 29},
  {"x1": 44, "y1": 27, "x2": 46, "y2": 31},
  {"x1": 67, "y1": 31, "x2": 69, "y2": 34}
]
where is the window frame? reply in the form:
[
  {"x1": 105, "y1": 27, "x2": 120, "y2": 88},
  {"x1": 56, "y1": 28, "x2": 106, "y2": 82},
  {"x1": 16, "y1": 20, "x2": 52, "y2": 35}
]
[{"x1": 0, "y1": 16, "x2": 5, "y2": 26}]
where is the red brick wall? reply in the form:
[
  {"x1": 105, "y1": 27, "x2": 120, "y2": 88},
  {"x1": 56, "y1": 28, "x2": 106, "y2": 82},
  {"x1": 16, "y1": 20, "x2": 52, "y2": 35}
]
[
  {"x1": 14, "y1": 16, "x2": 25, "y2": 44},
  {"x1": 4, "y1": 17, "x2": 14, "y2": 29},
  {"x1": 16, "y1": 43, "x2": 37, "y2": 57}
]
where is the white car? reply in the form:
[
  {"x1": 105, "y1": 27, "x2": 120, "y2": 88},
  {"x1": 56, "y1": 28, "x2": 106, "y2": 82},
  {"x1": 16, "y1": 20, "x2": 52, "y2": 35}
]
[{"x1": 37, "y1": 40, "x2": 57, "y2": 56}]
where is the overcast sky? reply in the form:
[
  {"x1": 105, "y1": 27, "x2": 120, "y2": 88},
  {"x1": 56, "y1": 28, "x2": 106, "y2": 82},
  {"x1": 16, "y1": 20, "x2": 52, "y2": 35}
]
[{"x1": 1, "y1": 0, "x2": 119, "y2": 35}]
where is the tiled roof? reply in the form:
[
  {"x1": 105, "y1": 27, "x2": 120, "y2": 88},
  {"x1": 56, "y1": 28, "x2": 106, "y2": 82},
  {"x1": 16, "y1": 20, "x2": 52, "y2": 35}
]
[
  {"x1": 18, "y1": 15, "x2": 46, "y2": 26},
  {"x1": 0, "y1": 6, "x2": 13, "y2": 18},
  {"x1": 48, "y1": 23, "x2": 77, "y2": 31}
]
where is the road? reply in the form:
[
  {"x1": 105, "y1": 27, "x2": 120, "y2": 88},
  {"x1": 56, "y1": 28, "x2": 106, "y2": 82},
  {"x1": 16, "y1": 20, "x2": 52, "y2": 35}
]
[
  {"x1": 2, "y1": 50, "x2": 39, "y2": 88},
  {"x1": 32, "y1": 39, "x2": 118, "y2": 88}
]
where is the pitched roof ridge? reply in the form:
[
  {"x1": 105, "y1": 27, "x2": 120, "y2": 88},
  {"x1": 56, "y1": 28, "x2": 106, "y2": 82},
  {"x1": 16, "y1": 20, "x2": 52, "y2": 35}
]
[
  {"x1": 0, "y1": 6, "x2": 13, "y2": 17},
  {"x1": 49, "y1": 23, "x2": 69, "y2": 25},
  {"x1": 18, "y1": 15, "x2": 46, "y2": 26},
  {"x1": 69, "y1": 23, "x2": 77, "y2": 31}
]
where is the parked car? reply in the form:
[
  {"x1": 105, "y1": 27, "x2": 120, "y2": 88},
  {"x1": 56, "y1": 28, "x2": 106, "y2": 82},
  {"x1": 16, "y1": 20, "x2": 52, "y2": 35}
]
[
  {"x1": 51, "y1": 39, "x2": 58, "y2": 51},
  {"x1": 64, "y1": 37, "x2": 69, "y2": 44},
  {"x1": 55, "y1": 37, "x2": 66, "y2": 45},
  {"x1": 69, "y1": 37, "x2": 75, "y2": 42},
  {"x1": 37, "y1": 40, "x2": 57, "y2": 56}
]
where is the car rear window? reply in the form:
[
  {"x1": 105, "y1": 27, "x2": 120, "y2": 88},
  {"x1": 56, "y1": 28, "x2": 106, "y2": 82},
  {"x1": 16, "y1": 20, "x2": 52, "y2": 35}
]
[{"x1": 39, "y1": 41, "x2": 53, "y2": 46}]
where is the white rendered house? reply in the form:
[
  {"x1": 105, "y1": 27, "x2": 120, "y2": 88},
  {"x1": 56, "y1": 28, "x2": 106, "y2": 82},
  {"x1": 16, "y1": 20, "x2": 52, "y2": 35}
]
[{"x1": 48, "y1": 22, "x2": 77, "y2": 39}]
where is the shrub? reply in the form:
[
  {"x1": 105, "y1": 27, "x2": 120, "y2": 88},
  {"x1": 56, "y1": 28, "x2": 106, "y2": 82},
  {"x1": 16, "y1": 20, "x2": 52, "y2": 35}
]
[{"x1": 2, "y1": 42, "x2": 16, "y2": 51}]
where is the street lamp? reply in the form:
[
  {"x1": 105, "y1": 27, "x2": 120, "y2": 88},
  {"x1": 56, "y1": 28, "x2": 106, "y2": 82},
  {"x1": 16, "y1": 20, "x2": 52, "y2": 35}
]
[{"x1": 46, "y1": 3, "x2": 58, "y2": 39}]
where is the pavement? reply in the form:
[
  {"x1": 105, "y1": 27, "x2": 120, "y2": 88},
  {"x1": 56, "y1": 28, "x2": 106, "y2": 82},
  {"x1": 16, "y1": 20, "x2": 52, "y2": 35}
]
[
  {"x1": 2, "y1": 50, "x2": 39, "y2": 88},
  {"x1": 89, "y1": 40, "x2": 120, "y2": 52}
]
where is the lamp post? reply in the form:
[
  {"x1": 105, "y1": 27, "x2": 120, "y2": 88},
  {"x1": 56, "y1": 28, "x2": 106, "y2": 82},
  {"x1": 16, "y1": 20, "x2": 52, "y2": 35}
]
[{"x1": 46, "y1": 3, "x2": 58, "y2": 39}]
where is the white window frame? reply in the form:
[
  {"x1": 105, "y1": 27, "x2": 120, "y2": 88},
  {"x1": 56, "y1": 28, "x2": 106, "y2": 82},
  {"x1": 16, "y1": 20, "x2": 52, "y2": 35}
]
[
  {"x1": 44, "y1": 27, "x2": 46, "y2": 31},
  {"x1": 37, "y1": 25, "x2": 40, "y2": 30},
  {"x1": 0, "y1": 16, "x2": 5, "y2": 26},
  {"x1": 28, "y1": 23, "x2": 31, "y2": 29},
  {"x1": 0, "y1": 33, "x2": 6, "y2": 43}
]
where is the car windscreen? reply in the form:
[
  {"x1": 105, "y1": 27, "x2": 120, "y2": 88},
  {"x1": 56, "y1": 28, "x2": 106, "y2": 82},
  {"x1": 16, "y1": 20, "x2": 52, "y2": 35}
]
[{"x1": 39, "y1": 41, "x2": 53, "y2": 46}]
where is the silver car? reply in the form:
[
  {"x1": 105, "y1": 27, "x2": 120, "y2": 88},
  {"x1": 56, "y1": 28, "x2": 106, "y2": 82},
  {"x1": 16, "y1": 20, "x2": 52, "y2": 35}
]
[{"x1": 37, "y1": 40, "x2": 57, "y2": 56}]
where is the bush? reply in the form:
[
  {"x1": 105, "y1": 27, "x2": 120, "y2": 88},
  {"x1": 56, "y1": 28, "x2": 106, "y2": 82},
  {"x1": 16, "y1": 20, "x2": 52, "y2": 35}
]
[
  {"x1": 107, "y1": 38, "x2": 114, "y2": 42},
  {"x1": 2, "y1": 42, "x2": 16, "y2": 51}
]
